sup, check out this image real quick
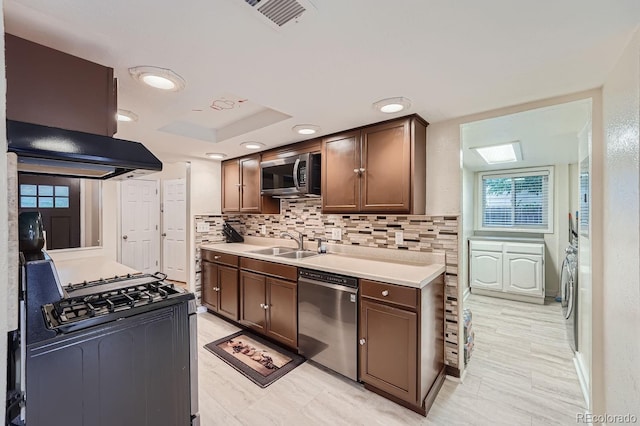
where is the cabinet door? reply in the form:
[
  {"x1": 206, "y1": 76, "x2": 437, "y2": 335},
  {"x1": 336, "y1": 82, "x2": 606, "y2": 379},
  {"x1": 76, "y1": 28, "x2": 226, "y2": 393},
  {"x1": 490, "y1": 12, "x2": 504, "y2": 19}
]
[
  {"x1": 265, "y1": 277, "x2": 297, "y2": 348},
  {"x1": 360, "y1": 119, "x2": 411, "y2": 212},
  {"x1": 221, "y1": 160, "x2": 240, "y2": 213},
  {"x1": 239, "y1": 271, "x2": 267, "y2": 333},
  {"x1": 470, "y1": 250, "x2": 503, "y2": 291},
  {"x1": 322, "y1": 131, "x2": 361, "y2": 212},
  {"x1": 240, "y1": 156, "x2": 261, "y2": 213},
  {"x1": 201, "y1": 261, "x2": 219, "y2": 311},
  {"x1": 217, "y1": 265, "x2": 239, "y2": 321},
  {"x1": 360, "y1": 299, "x2": 417, "y2": 404},
  {"x1": 504, "y1": 253, "x2": 544, "y2": 296}
]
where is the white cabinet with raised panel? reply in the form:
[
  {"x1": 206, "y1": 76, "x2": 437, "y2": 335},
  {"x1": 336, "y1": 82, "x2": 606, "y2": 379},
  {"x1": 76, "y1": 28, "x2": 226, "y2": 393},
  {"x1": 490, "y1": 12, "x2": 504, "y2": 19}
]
[{"x1": 470, "y1": 239, "x2": 545, "y2": 304}]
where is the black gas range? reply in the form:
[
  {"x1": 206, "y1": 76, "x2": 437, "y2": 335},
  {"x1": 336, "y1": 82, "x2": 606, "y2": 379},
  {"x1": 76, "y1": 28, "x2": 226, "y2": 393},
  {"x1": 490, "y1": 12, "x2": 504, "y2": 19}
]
[
  {"x1": 44, "y1": 272, "x2": 190, "y2": 334},
  {"x1": 6, "y1": 252, "x2": 200, "y2": 426}
]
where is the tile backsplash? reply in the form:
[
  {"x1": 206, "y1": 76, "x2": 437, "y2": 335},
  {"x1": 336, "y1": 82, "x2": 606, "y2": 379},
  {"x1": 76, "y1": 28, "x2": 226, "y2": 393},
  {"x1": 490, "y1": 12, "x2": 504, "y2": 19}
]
[{"x1": 194, "y1": 199, "x2": 461, "y2": 369}]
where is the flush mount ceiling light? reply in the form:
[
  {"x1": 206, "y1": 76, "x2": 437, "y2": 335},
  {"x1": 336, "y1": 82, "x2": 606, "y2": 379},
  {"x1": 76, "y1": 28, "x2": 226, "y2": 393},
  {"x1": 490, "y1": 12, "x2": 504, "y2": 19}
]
[
  {"x1": 373, "y1": 97, "x2": 411, "y2": 113},
  {"x1": 206, "y1": 153, "x2": 227, "y2": 160},
  {"x1": 116, "y1": 109, "x2": 138, "y2": 122},
  {"x1": 473, "y1": 141, "x2": 523, "y2": 164},
  {"x1": 241, "y1": 141, "x2": 265, "y2": 150},
  {"x1": 128, "y1": 66, "x2": 186, "y2": 91},
  {"x1": 292, "y1": 124, "x2": 320, "y2": 135}
]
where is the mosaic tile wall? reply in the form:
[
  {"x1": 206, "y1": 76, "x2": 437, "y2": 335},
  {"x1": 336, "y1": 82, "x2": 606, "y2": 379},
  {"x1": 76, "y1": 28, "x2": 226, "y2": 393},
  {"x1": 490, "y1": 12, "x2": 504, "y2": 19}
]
[{"x1": 195, "y1": 199, "x2": 461, "y2": 369}]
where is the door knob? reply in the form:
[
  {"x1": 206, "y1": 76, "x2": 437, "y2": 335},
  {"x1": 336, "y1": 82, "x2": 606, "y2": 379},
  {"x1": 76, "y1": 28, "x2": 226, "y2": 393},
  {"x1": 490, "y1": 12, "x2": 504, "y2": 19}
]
[
  {"x1": 122, "y1": 235, "x2": 128, "y2": 240},
  {"x1": 161, "y1": 233, "x2": 167, "y2": 237},
  {"x1": 359, "y1": 339, "x2": 366, "y2": 345}
]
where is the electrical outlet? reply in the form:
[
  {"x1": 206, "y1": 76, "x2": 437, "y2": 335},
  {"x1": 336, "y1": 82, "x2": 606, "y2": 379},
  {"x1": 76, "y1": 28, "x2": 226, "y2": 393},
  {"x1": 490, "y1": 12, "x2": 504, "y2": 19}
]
[
  {"x1": 260, "y1": 225, "x2": 267, "y2": 235},
  {"x1": 196, "y1": 222, "x2": 210, "y2": 233},
  {"x1": 331, "y1": 228, "x2": 342, "y2": 241},
  {"x1": 395, "y1": 230, "x2": 404, "y2": 245}
]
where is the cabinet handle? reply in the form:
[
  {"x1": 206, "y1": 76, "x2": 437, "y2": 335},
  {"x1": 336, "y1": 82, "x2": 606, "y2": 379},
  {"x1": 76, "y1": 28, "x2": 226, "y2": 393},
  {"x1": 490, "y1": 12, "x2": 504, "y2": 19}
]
[
  {"x1": 381, "y1": 290, "x2": 389, "y2": 297},
  {"x1": 213, "y1": 287, "x2": 220, "y2": 291},
  {"x1": 263, "y1": 304, "x2": 269, "y2": 310},
  {"x1": 353, "y1": 169, "x2": 359, "y2": 174},
  {"x1": 359, "y1": 168, "x2": 365, "y2": 173},
  {"x1": 214, "y1": 256, "x2": 221, "y2": 260},
  {"x1": 359, "y1": 338, "x2": 366, "y2": 346},
  {"x1": 260, "y1": 303, "x2": 269, "y2": 309},
  {"x1": 259, "y1": 303, "x2": 265, "y2": 308}
]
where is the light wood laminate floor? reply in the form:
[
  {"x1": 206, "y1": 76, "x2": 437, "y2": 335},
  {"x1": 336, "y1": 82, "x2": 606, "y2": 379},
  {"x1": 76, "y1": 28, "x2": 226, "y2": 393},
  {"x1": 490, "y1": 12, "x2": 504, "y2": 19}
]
[{"x1": 197, "y1": 294, "x2": 586, "y2": 425}]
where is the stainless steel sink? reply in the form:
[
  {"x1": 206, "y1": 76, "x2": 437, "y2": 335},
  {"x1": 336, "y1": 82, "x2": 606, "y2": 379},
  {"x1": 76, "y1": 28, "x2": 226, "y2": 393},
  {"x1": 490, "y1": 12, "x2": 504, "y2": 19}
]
[
  {"x1": 275, "y1": 250, "x2": 319, "y2": 259},
  {"x1": 248, "y1": 246, "x2": 296, "y2": 256}
]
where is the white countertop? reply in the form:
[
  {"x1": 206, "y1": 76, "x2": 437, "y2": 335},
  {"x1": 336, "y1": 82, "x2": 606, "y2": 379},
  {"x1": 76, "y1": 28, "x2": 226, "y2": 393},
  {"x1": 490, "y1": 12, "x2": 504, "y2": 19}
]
[
  {"x1": 200, "y1": 242, "x2": 445, "y2": 289},
  {"x1": 468, "y1": 235, "x2": 545, "y2": 244},
  {"x1": 51, "y1": 256, "x2": 140, "y2": 286}
]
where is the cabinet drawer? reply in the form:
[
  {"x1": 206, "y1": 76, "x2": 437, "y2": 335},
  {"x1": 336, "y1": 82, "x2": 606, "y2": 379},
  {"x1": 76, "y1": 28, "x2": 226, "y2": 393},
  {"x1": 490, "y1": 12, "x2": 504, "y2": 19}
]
[
  {"x1": 201, "y1": 249, "x2": 238, "y2": 267},
  {"x1": 361, "y1": 279, "x2": 418, "y2": 309},
  {"x1": 504, "y1": 243, "x2": 544, "y2": 255},
  {"x1": 469, "y1": 240, "x2": 503, "y2": 252},
  {"x1": 240, "y1": 257, "x2": 297, "y2": 282}
]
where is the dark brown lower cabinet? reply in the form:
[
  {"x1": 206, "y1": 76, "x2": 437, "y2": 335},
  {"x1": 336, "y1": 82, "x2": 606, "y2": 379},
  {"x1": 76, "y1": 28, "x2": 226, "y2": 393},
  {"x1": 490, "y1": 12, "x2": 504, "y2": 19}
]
[
  {"x1": 239, "y1": 270, "x2": 297, "y2": 348},
  {"x1": 239, "y1": 270, "x2": 267, "y2": 334},
  {"x1": 360, "y1": 300, "x2": 418, "y2": 403},
  {"x1": 201, "y1": 250, "x2": 239, "y2": 321},
  {"x1": 359, "y1": 275, "x2": 445, "y2": 416}
]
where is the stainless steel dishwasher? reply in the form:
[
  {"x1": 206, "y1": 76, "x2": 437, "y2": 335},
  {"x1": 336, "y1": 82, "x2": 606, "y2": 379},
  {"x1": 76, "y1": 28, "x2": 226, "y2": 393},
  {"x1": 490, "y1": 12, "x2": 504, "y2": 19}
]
[{"x1": 298, "y1": 268, "x2": 359, "y2": 381}]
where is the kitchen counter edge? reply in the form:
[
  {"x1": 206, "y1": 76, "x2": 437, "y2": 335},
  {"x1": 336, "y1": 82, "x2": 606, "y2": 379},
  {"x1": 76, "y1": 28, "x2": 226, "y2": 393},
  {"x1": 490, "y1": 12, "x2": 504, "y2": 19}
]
[{"x1": 200, "y1": 243, "x2": 445, "y2": 289}]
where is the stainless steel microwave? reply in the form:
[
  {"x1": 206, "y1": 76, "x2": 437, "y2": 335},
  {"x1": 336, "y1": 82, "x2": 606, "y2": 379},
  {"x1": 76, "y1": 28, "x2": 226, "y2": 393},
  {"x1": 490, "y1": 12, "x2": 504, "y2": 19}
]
[{"x1": 260, "y1": 153, "x2": 321, "y2": 198}]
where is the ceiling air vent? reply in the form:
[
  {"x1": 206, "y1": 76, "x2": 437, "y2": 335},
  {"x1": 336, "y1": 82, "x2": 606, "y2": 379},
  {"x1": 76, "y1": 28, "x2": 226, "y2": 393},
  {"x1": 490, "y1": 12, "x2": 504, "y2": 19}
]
[{"x1": 241, "y1": 0, "x2": 316, "y2": 31}]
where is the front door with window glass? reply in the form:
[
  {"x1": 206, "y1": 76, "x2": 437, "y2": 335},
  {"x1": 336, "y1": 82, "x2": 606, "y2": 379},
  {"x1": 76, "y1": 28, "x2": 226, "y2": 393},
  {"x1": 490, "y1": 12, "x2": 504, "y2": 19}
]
[{"x1": 18, "y1": 175, "x2": 80, "y2": 250}]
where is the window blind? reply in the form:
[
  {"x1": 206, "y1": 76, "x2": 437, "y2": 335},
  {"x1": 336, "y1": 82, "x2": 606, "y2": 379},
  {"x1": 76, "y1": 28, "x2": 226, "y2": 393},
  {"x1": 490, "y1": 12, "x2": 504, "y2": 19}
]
[{"x1": 481, "y1": 171, "x2": 549, "y2": 229}]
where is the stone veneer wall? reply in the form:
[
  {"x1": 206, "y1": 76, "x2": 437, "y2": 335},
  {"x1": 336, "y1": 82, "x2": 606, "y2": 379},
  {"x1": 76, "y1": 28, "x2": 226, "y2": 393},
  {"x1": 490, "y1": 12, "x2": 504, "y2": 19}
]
[{"x1": 194, "y1": 199, "x2": 461, "y2": 369}]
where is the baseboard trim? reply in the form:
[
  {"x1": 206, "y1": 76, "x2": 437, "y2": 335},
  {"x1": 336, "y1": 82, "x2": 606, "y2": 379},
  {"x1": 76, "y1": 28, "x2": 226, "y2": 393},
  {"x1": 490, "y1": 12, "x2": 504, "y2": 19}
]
[
  {"x1": 463, "y1": 287, "x2": 470, "y2": 301},
  {"x1": 470, "y1": 288, "x2": 545, "y2": 304},
  {"x1": 574, "y1": 354, "x2": 591, "y2": 410}
]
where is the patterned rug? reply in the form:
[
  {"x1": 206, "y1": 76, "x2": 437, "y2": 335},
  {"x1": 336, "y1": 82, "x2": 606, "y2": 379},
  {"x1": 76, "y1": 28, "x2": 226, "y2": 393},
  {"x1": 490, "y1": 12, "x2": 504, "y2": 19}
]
[{"x1": 204, "y1": 330, "x2": 305, "y2": 388}]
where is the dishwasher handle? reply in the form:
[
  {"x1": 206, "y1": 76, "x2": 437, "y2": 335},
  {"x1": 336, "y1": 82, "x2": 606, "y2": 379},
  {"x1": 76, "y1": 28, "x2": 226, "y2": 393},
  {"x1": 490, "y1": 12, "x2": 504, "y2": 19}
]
[{"x1": 298, "y1": 277, "x2": 358, "y2": 294}]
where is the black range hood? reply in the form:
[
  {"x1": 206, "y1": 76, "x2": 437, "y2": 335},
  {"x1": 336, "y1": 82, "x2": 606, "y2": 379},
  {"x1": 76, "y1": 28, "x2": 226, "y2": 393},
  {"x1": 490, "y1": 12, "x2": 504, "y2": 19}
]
[{"x1": 7, "y1": 120, "x2": 163, "y2": 179}]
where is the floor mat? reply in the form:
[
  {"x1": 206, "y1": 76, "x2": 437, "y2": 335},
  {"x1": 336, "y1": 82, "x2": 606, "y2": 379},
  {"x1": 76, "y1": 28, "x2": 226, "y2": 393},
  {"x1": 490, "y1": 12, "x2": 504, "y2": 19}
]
[{"x1": 204, "y1": 330, "x2": 305, "y2": 388}]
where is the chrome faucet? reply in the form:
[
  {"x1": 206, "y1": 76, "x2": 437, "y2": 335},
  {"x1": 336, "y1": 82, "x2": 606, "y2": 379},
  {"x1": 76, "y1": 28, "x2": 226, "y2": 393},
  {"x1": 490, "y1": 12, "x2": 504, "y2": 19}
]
[{"x1": 281, "y1": 231, "x2": 304, "y2": 251}]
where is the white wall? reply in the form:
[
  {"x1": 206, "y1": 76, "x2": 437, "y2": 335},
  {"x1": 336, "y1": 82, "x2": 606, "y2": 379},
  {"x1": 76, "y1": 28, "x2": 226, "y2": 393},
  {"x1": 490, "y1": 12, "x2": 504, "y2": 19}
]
[
  {"x1": 1, "y1": 3, "x2": 9, "y2": 419},
  {"x1": 187, "y1": 159, "x2": 222, "y2": 290},
  {"x1": 461, "y1": 166, "x2": 474, "y2": 296},
  {"x1": 597, "y1": 26, "x2": 640, "y2": 417}
]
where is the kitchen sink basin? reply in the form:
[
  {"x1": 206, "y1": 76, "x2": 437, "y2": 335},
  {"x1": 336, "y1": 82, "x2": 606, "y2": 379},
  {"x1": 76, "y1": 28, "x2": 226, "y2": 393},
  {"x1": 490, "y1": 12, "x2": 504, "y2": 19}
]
[
  {"x1": 249, "y1": 246, "x2": 296, "y2": 256},
  {"x1": 275, "y1": 250, "x2": 319, "y2": 259}
]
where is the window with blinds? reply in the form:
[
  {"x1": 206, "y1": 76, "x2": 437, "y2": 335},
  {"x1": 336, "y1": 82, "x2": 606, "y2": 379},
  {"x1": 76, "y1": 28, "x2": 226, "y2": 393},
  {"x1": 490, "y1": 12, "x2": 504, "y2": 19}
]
[{"x1": 478, "y1": 167, "x2": 553, "y2": 232}]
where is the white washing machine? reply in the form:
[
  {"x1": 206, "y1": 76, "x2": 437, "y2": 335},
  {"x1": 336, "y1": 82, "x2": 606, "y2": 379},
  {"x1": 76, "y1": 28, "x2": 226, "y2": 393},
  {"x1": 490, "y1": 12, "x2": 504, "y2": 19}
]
[{"x1": 561, "y1": 244, "x2": 578, "y2": 351}]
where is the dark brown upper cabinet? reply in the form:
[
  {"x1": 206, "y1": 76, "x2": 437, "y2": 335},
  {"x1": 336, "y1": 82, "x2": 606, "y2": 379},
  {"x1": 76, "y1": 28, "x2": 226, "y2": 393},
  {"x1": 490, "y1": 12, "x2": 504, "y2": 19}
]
[
  {"x1": 322, "y1": 116, "x2": 427, "y2": 214},
  {"x1": 221, "y1": 155, "x2": 279, "y2": 214},
  {"x1": 5, "y1": 34, "x2": 118, "y2": 136}
]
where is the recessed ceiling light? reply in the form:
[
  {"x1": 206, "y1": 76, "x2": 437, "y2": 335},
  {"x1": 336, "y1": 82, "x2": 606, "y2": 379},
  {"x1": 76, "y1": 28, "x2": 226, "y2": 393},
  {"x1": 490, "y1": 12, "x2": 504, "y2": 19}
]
[
  {"x1": 292, "y1": 124, "x2": 320, "y2": 135},
  {"x1": 116, "y1": 109, "x2": 138, "y2": 122},
  {"x1": 373, "y1": 97, "x2": 411, "y2": 113},
  {"x1": 241, "y1": 141, "x2": 265, "y2": 150},
  {"x1": 128, "y1": 66, "x2": 186, "y2": 91},
  {"x1": 473, "y1": 141, "x2": 523, "y2": 164},
  {"x1": 206, "y1": 153, "x2": 227, "y2": 160}
]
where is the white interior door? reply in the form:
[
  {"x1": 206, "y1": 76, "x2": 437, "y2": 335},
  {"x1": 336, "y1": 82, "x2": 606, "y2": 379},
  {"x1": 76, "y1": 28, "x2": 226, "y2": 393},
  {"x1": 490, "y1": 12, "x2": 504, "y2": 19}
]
[
  {"x1": 162, "y1": 179, "x2": 187, "y2": 282},
  {"x1": 120, "y1": 179, "x2": 160, "y2": 274}
]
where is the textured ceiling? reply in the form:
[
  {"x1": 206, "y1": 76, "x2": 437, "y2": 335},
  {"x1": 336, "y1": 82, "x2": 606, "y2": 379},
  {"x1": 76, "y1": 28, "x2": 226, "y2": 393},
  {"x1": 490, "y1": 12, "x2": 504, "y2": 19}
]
[{"x1": 4, "y1": 0, "x2": 639, "y2": 162}]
